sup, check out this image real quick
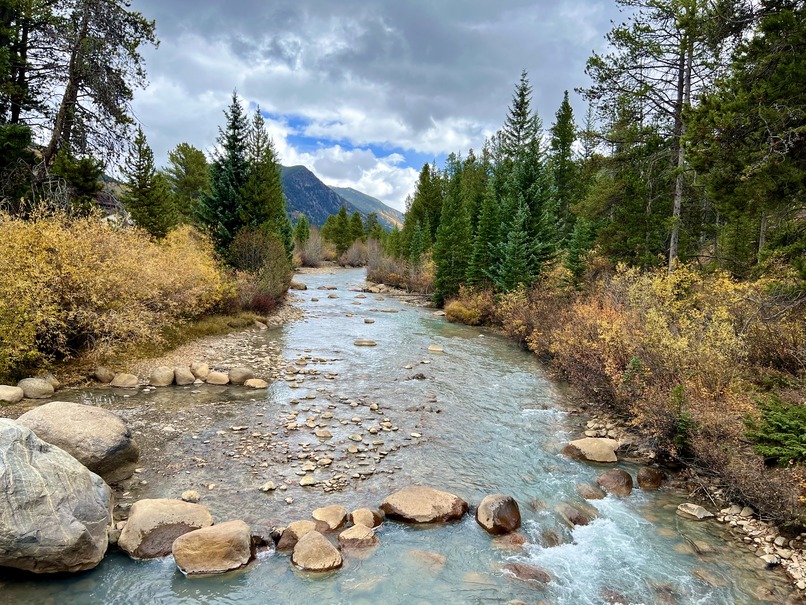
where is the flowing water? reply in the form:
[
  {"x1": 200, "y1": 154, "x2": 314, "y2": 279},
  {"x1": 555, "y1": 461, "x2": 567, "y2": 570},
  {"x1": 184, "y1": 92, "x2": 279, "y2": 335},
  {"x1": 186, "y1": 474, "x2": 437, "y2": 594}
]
[{"x1": 1, "y1": 268, "x2": 797, "y2": 604}]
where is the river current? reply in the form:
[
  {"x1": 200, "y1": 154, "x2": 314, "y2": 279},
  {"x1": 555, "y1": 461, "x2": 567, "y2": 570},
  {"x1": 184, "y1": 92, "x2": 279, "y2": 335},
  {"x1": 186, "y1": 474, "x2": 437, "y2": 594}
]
[{"x1": 1, "y1": 268, "x2": 796, "y2": 604}]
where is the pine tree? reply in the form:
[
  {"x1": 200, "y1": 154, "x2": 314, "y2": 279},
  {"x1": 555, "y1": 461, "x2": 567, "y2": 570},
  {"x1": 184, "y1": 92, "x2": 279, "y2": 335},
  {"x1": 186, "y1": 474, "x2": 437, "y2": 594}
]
[
  {"x1": 365, "y1": 212, "x2": 384, "y2": 240},
  {"x1": 467, "y1": 178, "x2": 501, "y2": 287},
  {"x1": 550, "y1": 91, "x2": 580, "y2": 243},
  {"x1": 50, "y1": 149, "x2": 104, "y2": 216},
  {"x1": 196, "y1": 91, "x2": 249, "y2": 254},
  {"x1": 433, "y1": 157, "x2": 472, "y2": 304},
  {"x1": 489, "y1": 196, "x2": 535, "y2": 292},
  {"x1": 241, "y1": 107, "x2": 293, "y2": 257},
  {"x1": 165, "y1": 142, "x2": 209, "y2": 222},
  {"x1": 350, "y1": 211, "x2": 365, "y2": 243},
  {"x1": 500, "y1": 70, "x2": 540, "y2": 161},
  {"x1": 293, "y1": 214, "x2": 310, "y2": 245},
  {"x1": 122, "y1": 126, "x2": 177, "y2": 238},
  {"x1": 332, "y1": 206, "x2": 352, "y2": 255},
  {"x1": 402, "y1": 163, "x2": 444, "y2": 250}
]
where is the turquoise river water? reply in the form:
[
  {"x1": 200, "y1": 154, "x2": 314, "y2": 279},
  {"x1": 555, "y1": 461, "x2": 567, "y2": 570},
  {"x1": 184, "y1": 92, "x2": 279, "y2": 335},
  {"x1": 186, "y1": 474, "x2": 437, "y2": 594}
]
[{"x1": 0, "y1": 268, "x2": 798, "y2": 604}]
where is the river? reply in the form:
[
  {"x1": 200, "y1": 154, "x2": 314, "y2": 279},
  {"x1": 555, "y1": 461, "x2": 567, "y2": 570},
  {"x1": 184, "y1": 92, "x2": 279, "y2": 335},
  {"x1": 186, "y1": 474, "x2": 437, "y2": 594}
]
[{"x1": 0, "y1": 268, "x2": 797, "y2": 604}]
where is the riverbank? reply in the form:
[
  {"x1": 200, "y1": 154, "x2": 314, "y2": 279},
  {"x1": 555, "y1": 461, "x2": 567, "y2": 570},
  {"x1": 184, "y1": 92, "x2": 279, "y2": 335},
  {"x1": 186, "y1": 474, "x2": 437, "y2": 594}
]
[{"x1": 0, "y1": 266, "x2": 802, "y2": 603}]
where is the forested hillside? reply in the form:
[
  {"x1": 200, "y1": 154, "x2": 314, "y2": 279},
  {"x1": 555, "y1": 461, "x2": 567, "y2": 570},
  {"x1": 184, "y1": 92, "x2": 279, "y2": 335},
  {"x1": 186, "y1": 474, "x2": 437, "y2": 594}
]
[{"x1": 368, "y1": 0, "x2": 805, "y2": 524}]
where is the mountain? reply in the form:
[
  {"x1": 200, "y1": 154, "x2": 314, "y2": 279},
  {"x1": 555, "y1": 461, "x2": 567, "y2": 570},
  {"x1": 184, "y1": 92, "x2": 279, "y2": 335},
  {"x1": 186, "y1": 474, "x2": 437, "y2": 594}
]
[
  {"x1": 328, "y1": 186, "x2": 404, "y2": 230},
  {"x1": 280, "y1": 165, "x2": 404, "y2": 230},
  {"x1": 281, "y1": 165, "x2": 348, "y2": 226}
]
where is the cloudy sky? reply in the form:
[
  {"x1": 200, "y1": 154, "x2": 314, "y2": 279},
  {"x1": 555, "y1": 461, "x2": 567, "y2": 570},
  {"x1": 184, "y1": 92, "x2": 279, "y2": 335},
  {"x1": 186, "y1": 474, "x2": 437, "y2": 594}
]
[{"x1": 129, "y1": 0, "x2": 621, "y2": 211}]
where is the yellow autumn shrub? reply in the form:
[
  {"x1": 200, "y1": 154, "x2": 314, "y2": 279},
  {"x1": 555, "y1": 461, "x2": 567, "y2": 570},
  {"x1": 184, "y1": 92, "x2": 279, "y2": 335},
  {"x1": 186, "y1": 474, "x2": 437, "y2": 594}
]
[{"x1": 0, "y1": 213, "x2": 233, "y2": 379}]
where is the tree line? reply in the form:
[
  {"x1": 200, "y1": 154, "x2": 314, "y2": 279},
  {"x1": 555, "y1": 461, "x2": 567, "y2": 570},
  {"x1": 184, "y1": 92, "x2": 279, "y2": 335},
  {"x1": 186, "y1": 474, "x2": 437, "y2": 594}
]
[{"x1": 383, "y1": 0, "x2": 804, "y2": 305}]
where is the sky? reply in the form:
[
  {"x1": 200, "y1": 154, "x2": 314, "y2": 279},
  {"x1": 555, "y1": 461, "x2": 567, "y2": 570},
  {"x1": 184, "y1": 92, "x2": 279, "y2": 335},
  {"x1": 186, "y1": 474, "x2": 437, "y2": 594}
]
[{"x1": 128, "y1": 0, "x2": 622, "y2": 212}]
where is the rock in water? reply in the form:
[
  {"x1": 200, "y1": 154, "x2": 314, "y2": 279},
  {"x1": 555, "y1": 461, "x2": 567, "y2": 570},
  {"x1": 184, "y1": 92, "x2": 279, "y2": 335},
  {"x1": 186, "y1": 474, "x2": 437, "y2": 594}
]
[
  {"x1": 596, "y1": 469, "x2": 634, "y2": 496},
  {"x1": 118, "y1": 499, "x2": 213, "y2": 559},
  {"x1": 338, "y1": 524, "x2": 380, "y2": 548},
  {"x1": 229, "y1": 367, "x2": 254, "y2": 385},
  {"x1": 17, "y1": 401, "x2": 140, "y2": 483},
  {"x1": 502, "y1": 562, "x2": 551, "y2": 585},
  {"x1": 110, "y1": 373, "x2": 138, "y2": 388},
  {"x1": 676, "y1": 503, "x2": 715, "y2": 521},
  {"x1": 276, "y1": 520, "x2": 317, "y2": 550},
  {"x1": 350, "y1": 508, "x2": 384, "y2": 528},
  {"x1": 206, "y1": 371, "x2": 229, "y2": 385},
  {"x1": 0, "y1": 419, "x2": 112, "y2": 573},
  {"x1": 93, "y1": 367, "x2": 116, "y2": 384},
  {"x1": 476, "y1": 494, "x2": 521, "y2": 535},
  {"x1": 174, "y1": 367, "x2": 196, "y2": 386},
  {"x1": 380, "y1": 486, "x2": 468, "y2": 523},
  {"x1": 312, "y1": 505, "x2": 348, "y2": 531},
  {"x1": 291, "y1": 531, "x2": 342, "y2": 571},
  {"x1": 637, "y1": 467, "x2": 664, "y2": 490},
  {"x1": 190, "y1": 362, "x2": 210, "y2": 380},
  {"x1": 16, "y1": 377, "x2": 54, "y2": 399},
  {"x1": 354, "y1": 339, "x2": 377, "y2": 347},
  {"x1": 561, "y1": 438, "x2": 619, "y2": 463},
  {"x1": 149, "y1": 366, "x2": 174, "y2": 387},
  {"x1": 172, "y1": 520, "x2": 254, "y2": 575}
]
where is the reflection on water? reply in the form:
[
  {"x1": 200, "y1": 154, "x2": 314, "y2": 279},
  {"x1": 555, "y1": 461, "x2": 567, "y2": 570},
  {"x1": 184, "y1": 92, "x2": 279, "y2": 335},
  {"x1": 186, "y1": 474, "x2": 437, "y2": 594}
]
[{"x1": 0, "y1": 268, "x2": 795, "y2": 604}]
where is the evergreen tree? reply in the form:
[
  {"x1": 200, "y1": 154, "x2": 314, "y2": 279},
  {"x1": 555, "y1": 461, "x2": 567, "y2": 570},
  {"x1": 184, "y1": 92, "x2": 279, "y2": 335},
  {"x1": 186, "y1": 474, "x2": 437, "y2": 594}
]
[
  {"x1": 433, "y1": 156, "x2": 472, "y2": 304},
  {"x1": 489, "y1": 196, "x2": 535, "y2": 292},
  {"x1": 365, "y1": 212, "x2": 384, "y2": 240},
  {"x1": 49, "y1": 149, "x2": 104, "y2": 216},
  {"x1": 293, "y1": 214, "x2": 310, "y2": 245},
  {"x1": 165, "y1": 142, "x2": 209, "y2": 222},
  {"x1": 564, "y1": 218, "x2": 596, "y2": 287},
  {"x1": 121, "y1": 126, "x2": 177, "y2": 238},
  {"x1": 402, "y1": 162, "x2": 443, "y2": 250},
  {"x1": 196, "y1": 91, "x2": 249, "y2": 254},
  {"x1": 467, "y1": 178, "x2": 501, "y2": 286},
  {"x1": 408, "y1": 219, "x2": 430, "y2": 270},
  {"x1": 320, "y1": 214, "x2": 336, "y2": 242},
  {"x1": 349, "y1": 211, "x2": 365, "y2": 242},
  {"x1": 500, "y1": 70, "x2": 540, "y2": 161},
  {"x1": 550, "y1": 91, "x2": 580, "y2": 243},
  {"x1": 241, "y1": 107, "x2": 292, "y2": 258},
  {"x1": 331, "y1": 205, "x2": 352, "y2": 255}
]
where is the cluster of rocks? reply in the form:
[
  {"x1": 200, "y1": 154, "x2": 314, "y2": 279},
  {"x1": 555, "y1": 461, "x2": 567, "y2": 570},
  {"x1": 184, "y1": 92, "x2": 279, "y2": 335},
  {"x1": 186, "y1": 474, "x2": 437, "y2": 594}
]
[
  {"x1": 94, "y1": 363, "x2": 269, "y2": 390},
  {"x1": 0, "y1": 372, "x2": 60, "y2": 404},
  {"x1": 717, "y1": 504, "x2": 806, "y2": 591}
]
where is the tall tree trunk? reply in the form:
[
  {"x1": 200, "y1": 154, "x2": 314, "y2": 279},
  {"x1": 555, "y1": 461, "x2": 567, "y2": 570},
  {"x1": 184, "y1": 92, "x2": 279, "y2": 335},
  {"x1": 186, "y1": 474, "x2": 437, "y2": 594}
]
[
  {"x1": 669, "y1": 23, "x2": 694, "y2": 273},
  {"x1": 758, "y1": 212, "x2": 767, "y2": 258},
  {"x1": 10, "y1": 20, "x2": 29, "y2": 124},
  {"x1": 43, "y1": 3, "x2": 90, "y2": 165}
]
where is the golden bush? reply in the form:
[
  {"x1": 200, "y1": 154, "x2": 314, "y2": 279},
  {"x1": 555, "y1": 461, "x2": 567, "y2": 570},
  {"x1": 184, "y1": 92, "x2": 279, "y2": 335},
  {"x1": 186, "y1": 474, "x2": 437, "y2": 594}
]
[{"x1": 0, "y1": 214, "x2": 233, "y2": 379}]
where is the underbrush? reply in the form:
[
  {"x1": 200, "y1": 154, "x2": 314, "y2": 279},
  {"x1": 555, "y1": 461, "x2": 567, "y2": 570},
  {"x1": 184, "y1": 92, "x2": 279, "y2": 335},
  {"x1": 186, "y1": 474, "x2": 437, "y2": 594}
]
[
  {"x1": 366, "y1": 243, "x2": 435, "y2": 293},
  {"x1": 0, "y1": 214, "x2": 236, "y2": 381},
  {"x1": 441, "y1": 259, "x2": 806, "y2": 524}
]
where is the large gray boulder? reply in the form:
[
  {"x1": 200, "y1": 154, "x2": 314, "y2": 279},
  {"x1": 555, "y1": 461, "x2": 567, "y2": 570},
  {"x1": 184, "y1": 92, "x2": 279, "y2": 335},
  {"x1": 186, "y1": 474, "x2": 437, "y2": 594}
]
[
  {"x1": 380, "y1": 486, "x2": 468, "y2": 523},
  {"x1": 0, "y1": 419, "x2": 112, "y2": 573},
  {"x1": 16, "y1": 377, "x2": 54, "y2": 399},
  {"x1": 476, "y1": 494, "x2": 521, "y2": 535},
  {"x1": 110, "y1": 373, "x2": 138, "y2": 388},
  {"x1": 17, "y1": 401, "x2": 139, "y2": 483},
  {"x1": 596, "y1": 469, "x2": 634, "y2": 497},
  {"x1": 172, "y1": 520, "x2": 254, "y2": 575},
  {"x1": 118, "y1": 499, "x2": 213, "y2": 559}
]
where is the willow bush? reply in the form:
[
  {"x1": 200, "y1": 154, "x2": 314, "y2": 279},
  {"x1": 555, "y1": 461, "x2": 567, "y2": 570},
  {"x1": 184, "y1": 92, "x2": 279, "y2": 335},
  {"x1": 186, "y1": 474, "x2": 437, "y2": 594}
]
[{"x1": 0, "y1": 214, "x2": 233, "y2": 380}]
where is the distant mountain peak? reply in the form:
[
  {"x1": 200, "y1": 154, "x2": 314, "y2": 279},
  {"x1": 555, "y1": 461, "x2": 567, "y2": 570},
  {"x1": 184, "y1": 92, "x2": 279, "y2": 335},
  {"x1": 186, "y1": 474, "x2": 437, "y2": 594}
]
[{"x1": 280, "y1": 165, "x2": 403, "y2": 230}]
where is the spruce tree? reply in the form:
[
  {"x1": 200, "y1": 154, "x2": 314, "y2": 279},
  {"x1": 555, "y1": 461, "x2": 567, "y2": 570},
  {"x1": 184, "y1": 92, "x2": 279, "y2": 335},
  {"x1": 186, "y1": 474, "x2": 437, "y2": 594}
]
[
  {"x1": 196, "y1": 91, "x2": 249, "y2": 255},
  {"x1": 489, "y1": 196, "x2": 535, "y2": 292},
  {"x1": 433, "y1": 158, "x2": 472, "y2": 305},
  {"x1": 165, "y1": 142, "x2": 209, "y2": 222},
  {"x1": 365, "y1": 212, "x2": 384, "y2": 240},
  {"x1": 408, "y1": 219, "x2": 430, "y2": 271},
  {"x1": 350, "y1": 211, "x2": 365, "y2": 242},
  {"x1": 550, "y1": 91, "x2": 580, "y2": 243},
  {"x1": 500, "y1": 70, "x2": 540, "y2": 161},
  {"x1": 241, "y1": 107, "x2": 293, "y2": 258},
  {"x1": 332, "y1": 206, "x2": 352, "y2": 255},
  {"x1": 122, "y1": 127, "x2": 177, "y2": 238},
  {"x1": 293, "y1": 214, "x2": 310, "y2": 245},
  {"x1": 467, "y1": 178, "x2": 501, "y2": 287}
]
